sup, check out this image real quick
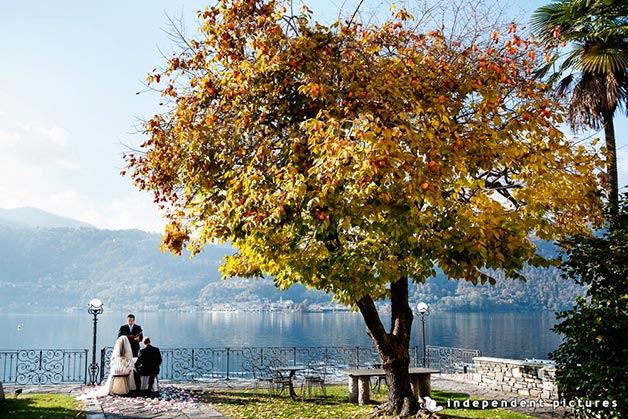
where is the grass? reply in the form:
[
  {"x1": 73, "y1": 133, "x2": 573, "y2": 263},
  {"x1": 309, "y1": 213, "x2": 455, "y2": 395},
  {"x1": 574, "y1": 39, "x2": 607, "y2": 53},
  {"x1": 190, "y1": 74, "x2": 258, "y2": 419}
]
[
  {"x1": 0, "y1": 393, "x2": 86, "y2": 419},
  {"x1": 201, "y1": 385, "x2": 538, "y2": 419},
  {"x1": 0, "y1": 386, "x2": 538, "y2": 419}
]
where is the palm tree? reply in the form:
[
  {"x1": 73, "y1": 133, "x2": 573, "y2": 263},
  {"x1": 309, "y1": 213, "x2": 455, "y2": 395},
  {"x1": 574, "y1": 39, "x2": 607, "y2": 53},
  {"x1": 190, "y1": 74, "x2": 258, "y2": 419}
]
[{"x1": 531, "y1": 0, "x2": 628, "y2": 219}]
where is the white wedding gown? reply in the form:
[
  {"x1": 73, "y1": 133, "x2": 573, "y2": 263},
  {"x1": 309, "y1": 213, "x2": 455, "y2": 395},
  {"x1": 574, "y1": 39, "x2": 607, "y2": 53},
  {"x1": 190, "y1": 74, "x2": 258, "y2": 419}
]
[{"x1": 79, "y1": 336, "x2": 137, "y2": 398}]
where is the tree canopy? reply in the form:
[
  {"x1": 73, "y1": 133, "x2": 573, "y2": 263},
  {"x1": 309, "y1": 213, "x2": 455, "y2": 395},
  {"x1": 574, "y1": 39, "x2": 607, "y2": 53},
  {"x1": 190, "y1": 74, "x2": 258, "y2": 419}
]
[
  {"x1": 128, "y1": 1, "x2": 602, "y2": 298},
  {"x1": 125, "y1": 0, "x2": 604, "y2": 414}
]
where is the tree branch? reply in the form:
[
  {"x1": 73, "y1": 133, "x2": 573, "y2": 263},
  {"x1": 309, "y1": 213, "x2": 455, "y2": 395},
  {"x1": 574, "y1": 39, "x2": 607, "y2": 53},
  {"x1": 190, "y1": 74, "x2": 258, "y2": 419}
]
[{"x1": 356, "y1": 293, "x2": 388, "y2": 346}]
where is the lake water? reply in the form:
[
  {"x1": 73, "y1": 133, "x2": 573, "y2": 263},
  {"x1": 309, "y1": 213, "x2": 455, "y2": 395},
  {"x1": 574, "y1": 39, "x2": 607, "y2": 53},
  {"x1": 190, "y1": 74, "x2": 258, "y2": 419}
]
[{"x1": 0, "y1": 310, "x2": 561, "y2": 360}]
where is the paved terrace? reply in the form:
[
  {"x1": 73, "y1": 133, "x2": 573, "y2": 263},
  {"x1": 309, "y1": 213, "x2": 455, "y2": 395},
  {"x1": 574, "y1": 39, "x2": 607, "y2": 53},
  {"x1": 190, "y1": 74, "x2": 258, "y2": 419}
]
[{"x1": 6, "y1": 375, "x2": 571, "y2": 419}]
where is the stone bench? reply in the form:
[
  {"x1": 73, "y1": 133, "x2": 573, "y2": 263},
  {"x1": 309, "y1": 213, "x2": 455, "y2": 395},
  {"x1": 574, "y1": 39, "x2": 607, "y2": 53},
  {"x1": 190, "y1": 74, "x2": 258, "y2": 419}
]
[{"x1": 340, "y1": 367, "x2": 439, "y2": 405}]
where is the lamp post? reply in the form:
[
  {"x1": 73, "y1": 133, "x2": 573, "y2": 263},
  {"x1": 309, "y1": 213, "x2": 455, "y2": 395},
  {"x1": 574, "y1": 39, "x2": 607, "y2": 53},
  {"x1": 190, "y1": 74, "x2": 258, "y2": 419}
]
[
  {"x1": 87, "y1": 298, "x2": 103, "y2": 385},
  {"x1": 417, "y1": 302, "x2": 430, "y2": 367}
]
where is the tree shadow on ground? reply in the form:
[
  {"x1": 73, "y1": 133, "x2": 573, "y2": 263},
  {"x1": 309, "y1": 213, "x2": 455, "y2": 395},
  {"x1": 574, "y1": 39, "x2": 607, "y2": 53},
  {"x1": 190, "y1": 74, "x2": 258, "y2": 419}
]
[{"x1": 0, "y1": 394, "x2": 85, "y2": 419}]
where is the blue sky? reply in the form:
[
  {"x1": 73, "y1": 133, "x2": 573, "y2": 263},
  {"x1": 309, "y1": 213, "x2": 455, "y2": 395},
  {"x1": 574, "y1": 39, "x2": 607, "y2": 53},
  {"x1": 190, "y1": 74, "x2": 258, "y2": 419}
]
[{"x1": 0, "y1": 0, "x2": 626, "y2": 231}]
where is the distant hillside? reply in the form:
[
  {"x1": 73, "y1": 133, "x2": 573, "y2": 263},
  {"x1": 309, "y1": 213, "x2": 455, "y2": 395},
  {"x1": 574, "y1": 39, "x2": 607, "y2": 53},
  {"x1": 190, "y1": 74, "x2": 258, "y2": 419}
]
[
  {"x1": 0, "y1": 208, "x2": 584, "y2": 313},
  {"x1": 0, "y1": 207, "x2": 94, "y2": 229},
  {"x1": 0, "y1": 221, "x2": 332, "y2": 312},
  {"x1": 411, "y1": 262, "x2": 580, "y2": 312}
]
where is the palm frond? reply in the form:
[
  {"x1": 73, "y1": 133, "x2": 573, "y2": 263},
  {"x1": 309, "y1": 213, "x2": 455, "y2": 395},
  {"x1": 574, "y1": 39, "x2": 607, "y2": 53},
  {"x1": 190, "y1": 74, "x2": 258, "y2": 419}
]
[
  {"x1": 580, "y1": 42, "x2": 628, "y2": 74},
  {"x1": 568, "y1": 76, "x2": 605, "y2": 129},
  {"x1": 530, "y1": 4, "x2": 565, "y2": 43},
  {"x1": 557, "y1": 73, "x2": 576, "y2": 98}
]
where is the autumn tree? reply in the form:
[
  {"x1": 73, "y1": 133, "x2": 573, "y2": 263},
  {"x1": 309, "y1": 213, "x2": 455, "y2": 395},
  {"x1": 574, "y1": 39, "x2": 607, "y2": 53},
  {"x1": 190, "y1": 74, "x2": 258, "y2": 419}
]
[{"x1": 125, "y1": 0, "x2": 603, "y2": 416}]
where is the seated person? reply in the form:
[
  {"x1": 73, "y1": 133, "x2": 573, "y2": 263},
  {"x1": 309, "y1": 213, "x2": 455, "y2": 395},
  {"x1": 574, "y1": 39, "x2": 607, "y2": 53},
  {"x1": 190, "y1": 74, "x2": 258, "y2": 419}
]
[{"x1": 134, "y1": 336, "x2": 162, "y2": 393}]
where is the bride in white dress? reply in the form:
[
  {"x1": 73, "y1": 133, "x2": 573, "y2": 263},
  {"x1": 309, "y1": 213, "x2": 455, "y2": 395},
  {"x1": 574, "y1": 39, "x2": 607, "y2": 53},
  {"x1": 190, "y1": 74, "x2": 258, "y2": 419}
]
[{"x1": 80, "y1": 335, "x2": 136, "y2": 398}]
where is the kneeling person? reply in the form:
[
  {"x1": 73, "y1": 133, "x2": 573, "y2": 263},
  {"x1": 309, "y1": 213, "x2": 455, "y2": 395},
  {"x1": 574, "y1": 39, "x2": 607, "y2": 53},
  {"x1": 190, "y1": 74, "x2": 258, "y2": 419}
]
[{"x1": 134, "y1": 337, "x2": 162, "y2": 393}]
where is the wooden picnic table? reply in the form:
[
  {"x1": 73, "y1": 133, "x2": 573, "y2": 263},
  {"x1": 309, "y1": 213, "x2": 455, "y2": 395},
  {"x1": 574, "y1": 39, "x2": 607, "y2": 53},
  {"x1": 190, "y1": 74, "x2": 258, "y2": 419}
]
[{"x1": 340, "y1": 367, "x2": 439, "y2": 405}]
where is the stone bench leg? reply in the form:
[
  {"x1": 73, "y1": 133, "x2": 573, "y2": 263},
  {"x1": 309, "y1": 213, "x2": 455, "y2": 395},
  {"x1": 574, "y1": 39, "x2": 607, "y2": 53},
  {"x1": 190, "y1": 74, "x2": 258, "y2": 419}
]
[
  {"x1": 347, "y1": 376, "x2": 371, "y2": 405},
  {"x1": 410, "y1": 374, "x2": 431, "y2": 401},
  {"x1": 357, "y1": 377, "x2": 370, "y2": 405},
  {"x1": 418, "y1": 374, "x2": 431, "y2": 398},
  {"x1": 348, "y1": 376, "x2": 359, "y2": 403}
]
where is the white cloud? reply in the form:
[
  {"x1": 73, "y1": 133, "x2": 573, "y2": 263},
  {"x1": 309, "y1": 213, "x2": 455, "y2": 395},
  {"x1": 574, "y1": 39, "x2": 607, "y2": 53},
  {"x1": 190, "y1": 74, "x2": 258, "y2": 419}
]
[
  {"x1": 0, "y1": 159, "x2": 44, "y2": 208},
  {"x1": 55, "y1": 159, "x2": 81, "y2": 171},
  {"x1": 0, "y1": 128, "x2": 19, "y2": 148},
  {"x1": 81, "y1": 194, "x2": 167, "y2": 232},
  {"x1": 48, "y1": 190, "x2": 165, "y2": 232},
  {"x1": 36, "y1": 125, "x2": 70, "y2": 147},
  {"x1": 17, "y1": 122, "x2": 70, "y2": 147},
  {"x1": 0, "y1": 116, "x2": 167, "y2": 232},
  {"x1": 0, "y1": 124, "x2": 47, "y2": 209},
  {"x1": 1, "y1": 187, "x2": 166, "y2": 232},
  {"x1": 0, "y1": 120, "x2": 79, "y2": 180},
  {"x1": 2, "y1": 121, "x2": 76, "y2": 172}
]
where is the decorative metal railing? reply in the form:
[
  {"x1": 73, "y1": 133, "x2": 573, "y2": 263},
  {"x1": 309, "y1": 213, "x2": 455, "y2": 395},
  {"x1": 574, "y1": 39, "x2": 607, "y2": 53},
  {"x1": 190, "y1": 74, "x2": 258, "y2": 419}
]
[
  {"x1": 0, "y1": 345, "x2": 481, "y2": 385},
  {"x1": 425, "y1": 345, "x2": 481, "y2": 373},
  {"x1": 100, "y1": 345, "x2": 388, "y2": 383},
  {"x1": 0, "y1": 349, "x2": 88, "y2": 385}
]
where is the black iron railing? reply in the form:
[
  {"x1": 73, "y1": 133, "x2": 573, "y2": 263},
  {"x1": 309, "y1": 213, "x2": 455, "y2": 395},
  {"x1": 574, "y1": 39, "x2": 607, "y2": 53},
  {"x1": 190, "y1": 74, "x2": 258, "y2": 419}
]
[
  {"x1": 100, "y1": 345, "x2": 387, "y2": 382},
  {"x1": 0, "y1": 349, "x2": 88, "y2": 385},
  {"x1": 0, "y1": 345, "x2": 481, "y2": 385},
  {"x1": 425, "y1": 345, "x2": 481, "y2": 373}
]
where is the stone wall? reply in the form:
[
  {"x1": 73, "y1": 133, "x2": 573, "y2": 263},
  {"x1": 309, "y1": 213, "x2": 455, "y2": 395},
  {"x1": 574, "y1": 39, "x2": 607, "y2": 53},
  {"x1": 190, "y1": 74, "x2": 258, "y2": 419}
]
[{"x1": 471, "y1": 356, "x2": 558, "y2": 400}]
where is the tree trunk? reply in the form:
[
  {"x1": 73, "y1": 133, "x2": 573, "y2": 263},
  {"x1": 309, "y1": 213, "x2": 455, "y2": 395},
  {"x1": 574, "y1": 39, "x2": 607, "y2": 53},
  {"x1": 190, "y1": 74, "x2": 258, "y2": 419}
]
[
  {"x1": 603, "y1": 110, "x2": 619, "y2": 221},
  {"x1": 356, "y1": 276, "x2": 421, "y2": 417}
]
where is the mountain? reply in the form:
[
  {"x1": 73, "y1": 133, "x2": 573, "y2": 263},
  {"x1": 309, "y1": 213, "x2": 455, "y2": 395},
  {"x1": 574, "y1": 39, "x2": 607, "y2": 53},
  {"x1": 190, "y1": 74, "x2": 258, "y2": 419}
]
[
  {"x1": 0, "y1": 208, "x2": 584, "y2": 313},
  {"x1": 0, "y1": 208, "x2": 332, "y2": 312},
  {"x1": 0, "y1": 207, "x2": 95, "y2": 229}
]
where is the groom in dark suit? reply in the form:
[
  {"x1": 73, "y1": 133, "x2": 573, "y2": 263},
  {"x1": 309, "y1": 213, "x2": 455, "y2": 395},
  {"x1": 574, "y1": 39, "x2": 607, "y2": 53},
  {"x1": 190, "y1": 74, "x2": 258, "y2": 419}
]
[
  {"x1": 134, "y1": 337, "x2": 162, "y2": 394},
  {"x1": 117, "y1": 314, "x2": 143, "y2": 357}
]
